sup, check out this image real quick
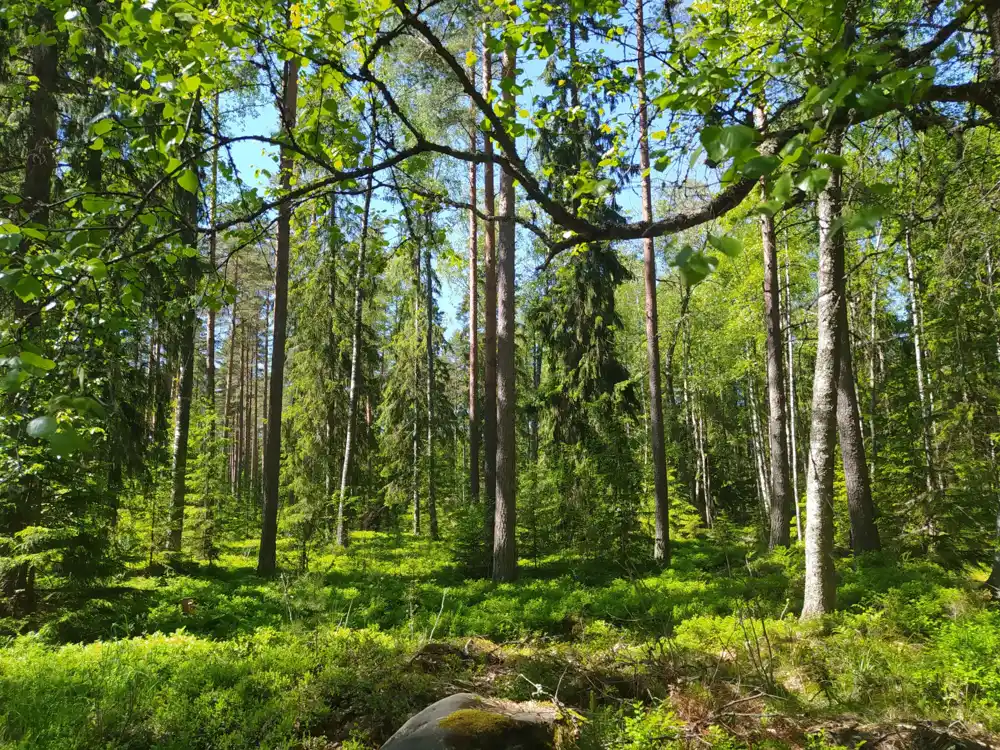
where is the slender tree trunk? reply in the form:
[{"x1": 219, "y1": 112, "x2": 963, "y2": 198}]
[
  {"x1": 748, "y1": 370, "x2": 771, "y2": 520},
  {"x1": 326, "y1": 200, "x2": 339, "y2": 529},
  {"x1": 258, "y1": 52, "x2": 299, "y2": 574},
  {"x1": 784, "y1": 251, "x2": 803, "y2": 541},
  {"x1": 755, "y1": 107, "x2": 794, "y2": 548},
  {"x1": 801, "y1": 144, "x2": 844, "y2": 620},
  {"x1": 4, "y1": 3, "x2": 59, "y2": 610},
  {"x1": 636, "y1": 0, "x2": 670, "y2": 566},
  {"x1": 468, "y1": 60, "x2": 480, "y2": 506},
  {"x1": 482, "y1": 32, "x2": 498, "y2": 561},
  {"x1": 412, "y1": 236, "x2": 421, "y2": 536},
  {"x1": 337, "y1": 110, "x2": 377, "y2": 549},
  {"x1": 905, "y1": 232, "x2": 940, "y2": 507},
  {"x1": 206, "y1": 92, "x2": 220, "y2": 409},
  {"x1": 425, "y1": 228, "x2": 438, "y2": 540},
  {"x1": 492, "y1": 41, "x2": 517, "y2": 583},
  {"x1": 167, "y1": 100, "x2": 201, "y2": 554},
  {"x1": 836, "y1": 265, "x2": 881, "y2": 553}
]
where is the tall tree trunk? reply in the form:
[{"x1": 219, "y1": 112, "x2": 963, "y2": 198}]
[
  {"x1": 492, "y1": 41, "x2": 517, "y2": 583},
  {"x1": 258, "y1": 51, "x2": 299, "y2": 574},
  {"x1": 4, "y1": 3, "x2": 59, "y2": 611},
  {"x1": 167, "y1": 100, "x2": 201, "y2": 554},
  {"x1": 425, "y1": 226, "x2": 438, "y2": 540},
  {"x1": 905, "y1": 232, "x2": 940, "y2": 508},
  {"x1": 482, "y1": 32, "x2": 498, "y2": 561},
  {"x1": 836, "y1": 264, "x2": 881, "y2": 553},
  {"x1": 801, "y1": 142, "x2": 844, "y2": 620},
  {"x1": 784, "y1": 252, "x2": 803, "y2": 540},
  {"x1": 206, "y1": 92, "x2": 220, "y2": 409},
  {"x1": 636, "y1": 0, "x2": 670, "y2": 566},
  {"x1": 468, "y1": 58, "x2": 480, "y2": 506},
  {"x1": 755, "y1": 106, "x2": 794, "y2": 549},
  {"x1": 325, "y1": 200, "x2": 339, "y2": 530},
  {"x1": 337, "y1": 109, "x2": 377, "y2": 549}
]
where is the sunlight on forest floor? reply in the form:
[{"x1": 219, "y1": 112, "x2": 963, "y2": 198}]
[{"x1": 2, "y1": 531, "x2": 999, "y2": 749}]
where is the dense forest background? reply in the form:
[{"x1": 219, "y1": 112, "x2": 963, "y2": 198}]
[{"x1": 4, "y1": 0, "x2": 1000, "y2": 746}]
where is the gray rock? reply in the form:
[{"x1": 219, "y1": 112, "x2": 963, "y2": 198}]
[{"x1": 380, "y1": 693, "x2": 556, "y2": 750}]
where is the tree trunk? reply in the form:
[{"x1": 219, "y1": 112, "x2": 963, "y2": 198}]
[
  {"x1": 482, "y1": 32, "x2": 498, "y2": 561},
  {"x1": 326, "y1": 200, "x2": 339, "y2": 530},
  {"x1": 755, "y1": 106, "x2": 794, "y2": 549},
  {"x1": 468, "y1": 59, "x2": 480, "y2": 507},
  {"x1": 337, "y1": 109, "x2": 377, "y2": 549},
  {"x1": 836, "y1": 268, "x2": 881, "y2": 553},
  {"x1": 492, "y1": 41, "x2": 517, "y2": 583},
  {"x1": 206, "y1": 91, "x2": 220, "y2": 409},
  {"x1": 4, "y1": 3, "x2": 59, "y2": 610},
  {"x1": 905, "y1": 232, "x2": 940, "y2": 507},
  {"x1": 258, "y1": 52, "x2": 299, "y2": 574},
  {"x1": 636, "y1": 0, "x2": 670, "y2": 566},
  {"x1": 167, "y1": 100, "x2": 201, "y2": 555},
  {"x1": 784, "y1": 251, "x2": 803, "y2": 541},
  {"x1": 425, "y1": 225, "x2": 438, "y2": 540},
  {"x1": 801, "y1": 144, "x2": 844, "y2": 620}
]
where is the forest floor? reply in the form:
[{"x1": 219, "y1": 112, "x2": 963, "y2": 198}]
[{"x1": 1, "y1": 529, "x2": 1000, "y2": 749}]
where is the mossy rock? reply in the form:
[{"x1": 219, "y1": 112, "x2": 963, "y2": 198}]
[{"x1": 380, "y1": 693, "x2": 556, "y2": 750}]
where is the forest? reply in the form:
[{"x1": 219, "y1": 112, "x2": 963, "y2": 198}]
[{"x1": 3, "y1": 0, "x2": 1000, "y2": 746}]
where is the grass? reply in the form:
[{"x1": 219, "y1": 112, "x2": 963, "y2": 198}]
[{"x1": 1, "y1": 528, "x2": 998, "y2": 749}]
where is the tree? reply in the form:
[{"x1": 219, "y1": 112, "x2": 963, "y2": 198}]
[
  {"x1": 492, "y1": 40, "x2": 517, "y2": 583},
  {"x1": 258, "y1": 47, "x2": 300, "y2": 574},
  {"x1": 636, "y1": 0, "x2": 670, "y2": 566}
]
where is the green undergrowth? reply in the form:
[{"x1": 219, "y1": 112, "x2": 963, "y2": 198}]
[{"x1": 1, "y1": 530, "x2": 998, "y2": 749}]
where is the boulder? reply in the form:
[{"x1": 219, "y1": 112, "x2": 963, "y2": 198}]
[{"x1": 380, "y1": 693, "x2": 557, "y2": 750}]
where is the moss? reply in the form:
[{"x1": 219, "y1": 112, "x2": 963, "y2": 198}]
[
  {"x1": 438, "y1": 708, "x2": 519, "y2": 735},
  {"x1": 438, "y1": 708, "x2": 552, "y2": 749}
]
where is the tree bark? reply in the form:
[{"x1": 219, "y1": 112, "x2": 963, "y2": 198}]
[
  {"x1": 836, "y1": 270, "x2": 881, "y2": 553},
  {"x1": 258, "y1": 52, "x2": 299, "y2": 574},
  {"x1": 4, "y1": 3, "x2": 59, "y2": 610},
  {"x1": 492, "y1": 41, "x2": 517, "y2": 583},
  {"x1": 482, "y1": 32, "x2": 498, "y2": 561},
  {"x1": 755, "y1": 105, "x2": 794, "y2": 549},
  {"x1": 337, "y1": 109, "x2": 377, "y2": 549},
  {"x1": 801, "y1": 145, "x2": 844, "y2": 620},
  {"x1": 167, "y1": 100, "x2": 201, "y2": 555},
  {"x1": 425, "y1": 222, "x2": 438, "y2": 540},
  {"x1": 784, "y1": 252, "x2": 803, "y2": 540},
  {"x1": 206, "y1": 91, "x2": 220, "y2": 410},
  {"x1": 468, "y1": 58, "x2": 480, "y2": 507},
  {"x1": 636, "y1": 0, "x2": 670, "y2": 566},
  {"x1": 325, "y1": 200, "x2": 339, "y2": 529}
]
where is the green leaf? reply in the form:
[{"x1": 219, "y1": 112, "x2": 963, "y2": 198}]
[
  {"x1": 465, "y1": 50, "x2": 477, "y2": 68},
  {"x1": 14, "y1": 275, "x2": 42, "y2": 302},
  {"x1": 27, "y1": 416, "x2": 57, "y2": 439},
  {"x1": 797, "y1": 168, "x2": 831, "y2": 194},
  {"x1": 699, "y1": 126, "x2": 725, "y2": 163},
  {"x1": 816, "y1": 153, "x2": 848, "y2": 169},
  {"x1": 49, "y1": 427, "x2": 86, "y2": 455},
  {"x1": 85, "y1": 258, "x2": 107, "y2": 280},
  {"x1": 93, "y1": 118, "x2": 114, "y2": 136},
  {"x1": 770, "y1": 173, "x2": 793, "y2": 203},
  {"x1": 19, "y1": 351, "x2": 56, "y2": 371},
  {"x1": 719, "y1": 125, "x2": 756, "y2": 156},
  {"x1": 707, "y1": 234, "x2": 743, "y2": 258},
  {"x1": 740, "y1": 155, "x2": 779, "y2": 180},
  {"x1": 177, "y1": 169, "x2": 199, "y2": 194}
]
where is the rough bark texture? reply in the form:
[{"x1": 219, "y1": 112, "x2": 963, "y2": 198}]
[
  {"x1": 167, "y1": 100, "x2": 201, "y2": 554},
  {"x1": 836, "y1": 286, "x2": 881, "y2": 553},
  {"x1": 636, "y1": 0, "x2": 670, "y2": 565},
  {"x1": 801, "y1": 155, "x2": 844, "y2": 620},
  {"x1": 492, "y1": 43, "x2": 517, "y2": 583},
  {"x1": 467, "y1": 62, "x2": 480, "y2": 507},
  {"x1": 755, "y1": 105, "x2": 794, "y2": 550},
  {"x1": 482, "y1": 35, "x2": 498, "y2": 561},
  {"x1": 337, "y1": 111, "x2": 377, "y2": 549},
  {"x1": 4, "y1": 4, "x2": 59, "y2": 610},
  {"x1": 425, "y1": 235, "x2": 438, "y2": 540},
  {"x1": 258, "y1": 55, "x2": 299, "y2": 574},
  {"x1": 784, "y1": 253, "x2": 803, "y2": 540}
]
